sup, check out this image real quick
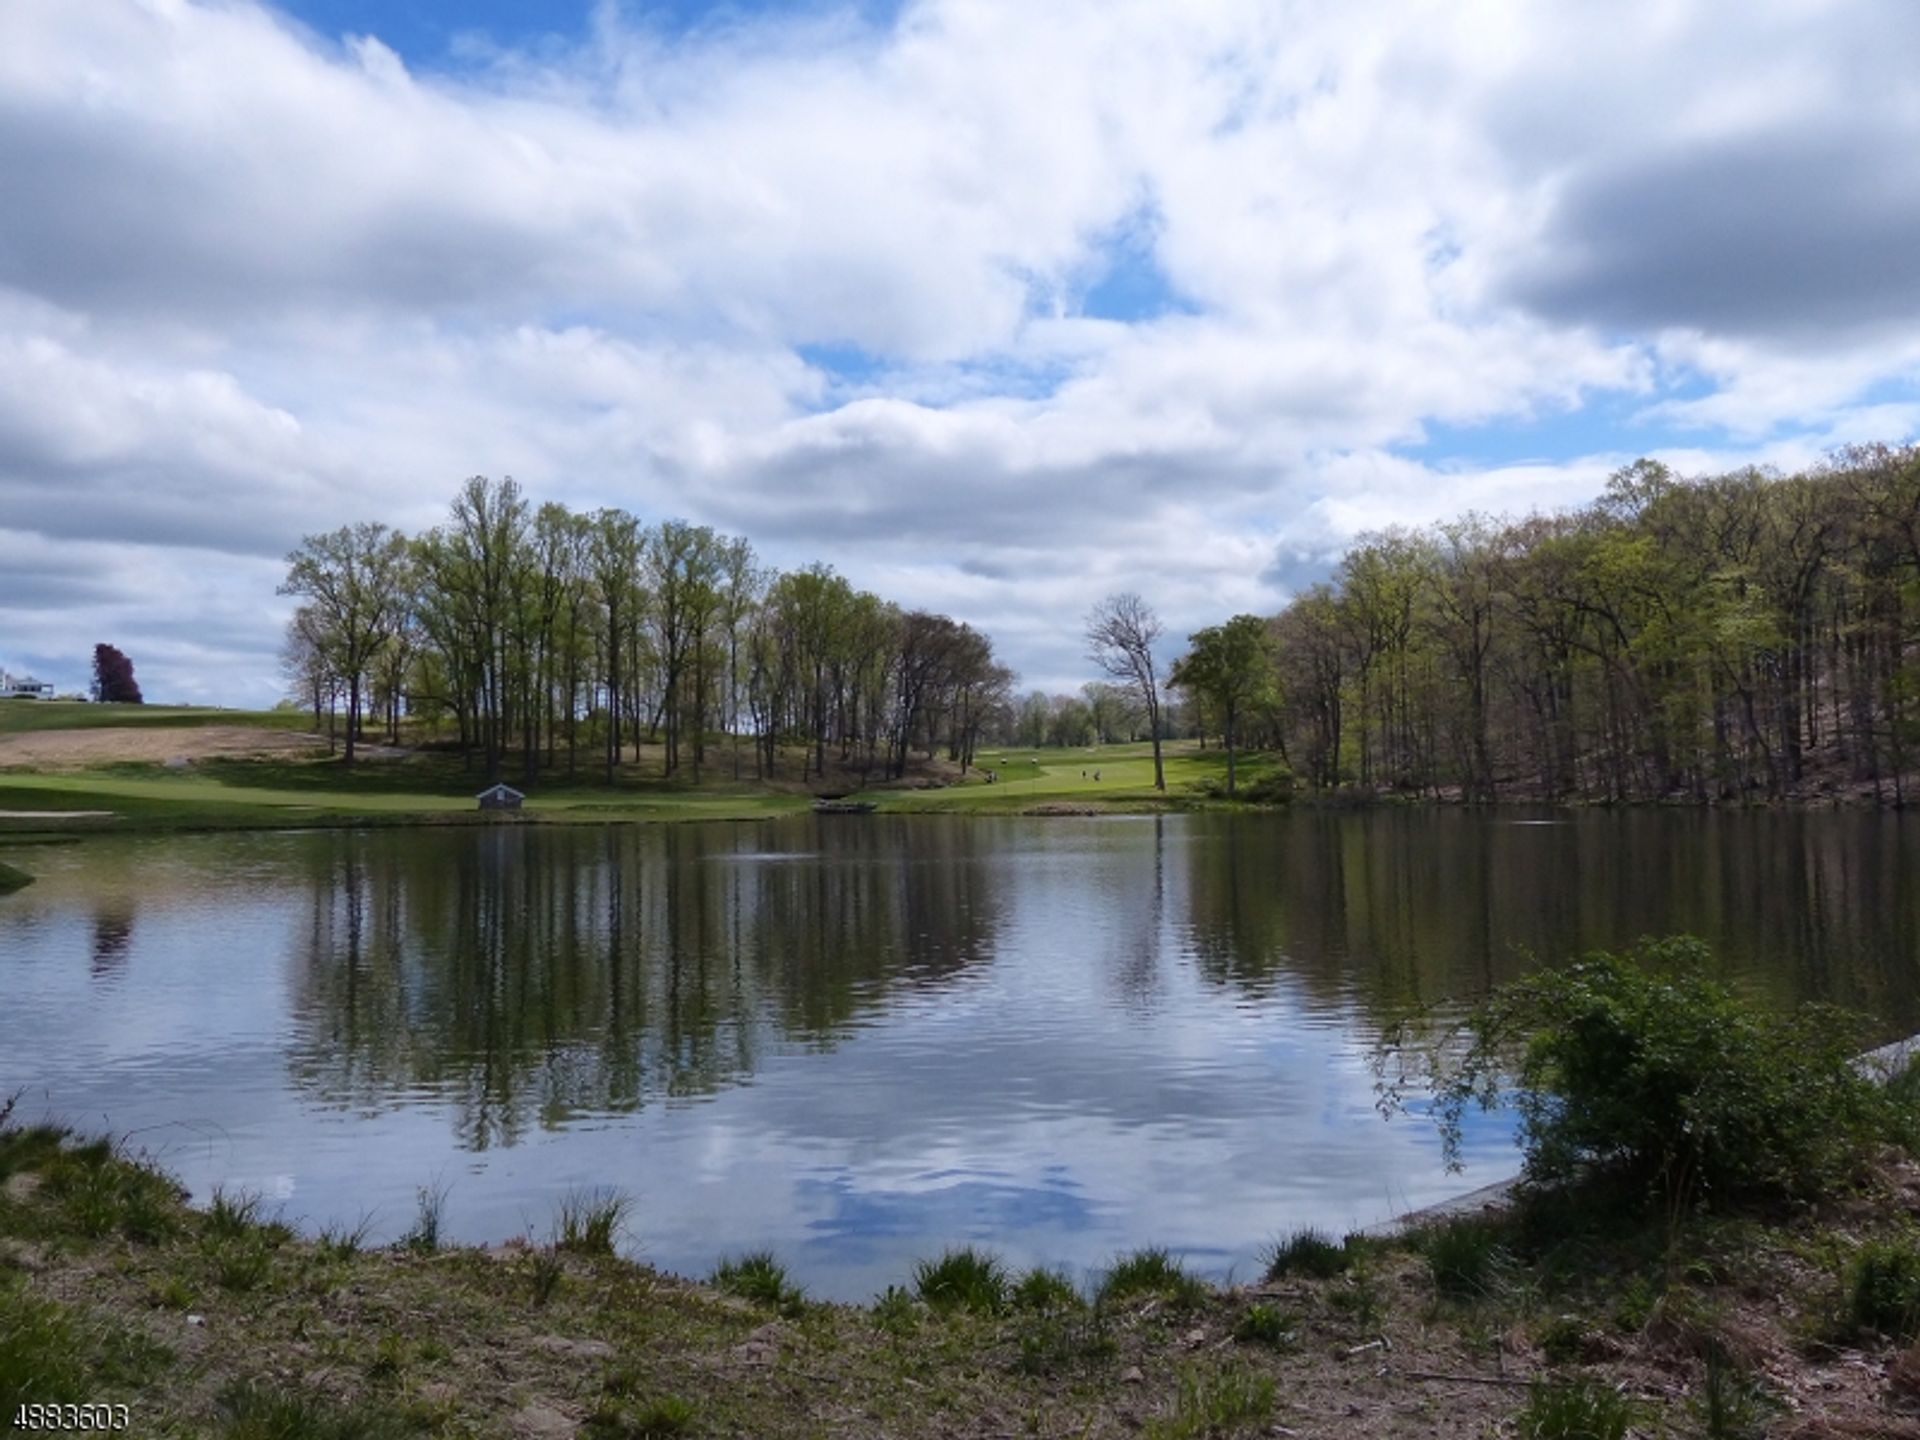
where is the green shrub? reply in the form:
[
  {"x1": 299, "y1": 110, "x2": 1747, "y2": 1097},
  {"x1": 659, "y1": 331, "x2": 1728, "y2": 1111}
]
[
  {"x1": 1847, "y1": 1236, "x2": 1920, "y2": 1339},
  {"x1": 1515, "y1": 1375, "x2": 1635, "y2": 1440},
  {"x1": 1262, "y1": 1227, "x2": 1348, "y2": 1280},
  {"x1": 1386, "y1": 937, "x2": 1890, "y2": 1211},
  {"x1": 913, "y1": 1247, "x2": 1008, "y2": 1314},
  {"x1": 712, "y1": 1250, "x2": 806, "y2": 1316}
]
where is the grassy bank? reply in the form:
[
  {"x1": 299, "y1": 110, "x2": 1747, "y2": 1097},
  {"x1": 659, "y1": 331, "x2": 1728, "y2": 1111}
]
[
  {"x1": 6, "y1": 1108, "x2": 1920, "y2": 1438},
  {"x1": 8, "y1": 947, "x2": 1920, "y2": 1436}
]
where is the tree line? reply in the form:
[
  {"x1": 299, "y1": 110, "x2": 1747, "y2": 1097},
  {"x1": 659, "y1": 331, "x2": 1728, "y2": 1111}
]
[
  {"x1": 279, "y1": 476, "x2": 1012, "y2": 783},
  {"x1": 1162, "y1": 444, "x2": 1920, "y2": 803}
]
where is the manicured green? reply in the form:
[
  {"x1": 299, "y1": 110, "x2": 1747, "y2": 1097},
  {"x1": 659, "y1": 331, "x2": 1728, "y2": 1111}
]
[
  {"x1": 0, "y1": 700, "x2": 311, "y2": 736},
  {"x1": 882, "y1": 740, "x2": 1290, "y2": 814}
]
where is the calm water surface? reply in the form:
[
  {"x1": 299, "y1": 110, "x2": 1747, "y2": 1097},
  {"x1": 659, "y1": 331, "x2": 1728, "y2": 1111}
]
[{"x1": 3, "y1": 811, "x2": 1917, "y2": 1299}]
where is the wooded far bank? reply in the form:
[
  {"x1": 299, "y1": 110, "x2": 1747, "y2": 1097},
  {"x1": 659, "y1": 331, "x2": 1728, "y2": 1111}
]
[{"x1": 1146, "y1": 442, "x2": 1920, "y2": 805}]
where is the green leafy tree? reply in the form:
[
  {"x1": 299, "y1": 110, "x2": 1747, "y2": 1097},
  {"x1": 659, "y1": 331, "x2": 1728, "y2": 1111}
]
[{"x1": 1169, "y1": 614, "x2": 1276, "y2": 795}]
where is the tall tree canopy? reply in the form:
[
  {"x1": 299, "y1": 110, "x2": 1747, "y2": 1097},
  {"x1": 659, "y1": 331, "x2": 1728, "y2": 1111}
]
[
  {"x1": 91, "y1": 644, "x2": 142, "y2": 704},
  {"x1": 1167, "y1": 444, "x2": 1920, "y2": 805},
  {"x1": 1085, "y1": 592, "x2": 1167, "y2": 791},
  {"x1": 279, "y1": 477, "x2": 1011, "y2": 784}
]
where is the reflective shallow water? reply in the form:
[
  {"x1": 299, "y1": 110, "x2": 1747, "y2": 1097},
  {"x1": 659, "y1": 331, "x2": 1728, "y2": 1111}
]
[{"x1": 2, "y1": 810, "x2": 1916, "y2": 1299}]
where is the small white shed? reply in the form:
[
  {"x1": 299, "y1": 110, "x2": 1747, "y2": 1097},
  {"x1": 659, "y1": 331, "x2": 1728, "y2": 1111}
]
[{"x1": 477, "y1": 783, "x2": 525, "y2": 811}]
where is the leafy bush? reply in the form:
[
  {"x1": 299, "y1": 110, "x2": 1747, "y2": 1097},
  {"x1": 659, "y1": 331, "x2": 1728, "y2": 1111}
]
[
  {"x1": 1847, "y1": 1236, "x2": 1920, "y2": 1340},
  {"x1": 1386, "y1": 937, "x2": 1890, "y2": 1210}
]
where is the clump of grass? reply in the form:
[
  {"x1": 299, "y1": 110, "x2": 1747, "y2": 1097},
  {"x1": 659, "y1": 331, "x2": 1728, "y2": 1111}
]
[
  {"x1": 1097, "y1": 1248, "x2": 1208, "y2": 1309},
  {"x1": 316, "y1": 1213, "x2": 374, "y2": 1262},
  {"x1": 0, "y1": 1112, "x2": 67, "y2": 1183},
  {"x1": 913, "y1": 1246, "x2": 1008, "y2": 1314},
  {"x1": 1846, "y1": 1235, "x2": 1920, "y2": 1340},
  {"x1": 205, "y1": 1233, "x2": 274, "y2": 1292},
  {"x1": 554, "y1": 1187, "x2": 630, "y2": 1257},
  {"x1": 1011, "y1": 1303, "x2": 1114, "y2": 1376},
  {"x1": 1688, "y1": 1348, "x2": 1774, "y2": 1440},
  {"x1": 1263, "y1": 1226, "x2": 1349, "y2": 1280},
  {"x1": 0, "y1": 1278, "x2": 87, "y2": 1411},
  {"x1": 583, "y1": 1394, "x2": 695, "y2": 1438},
  {"x1": 871, "y1": 1285, "x2": 919, "y2": 1336},
  {"x1": 528, "y1": 1247, "x2": 565, "y2": 1307},
  {"x1": 1535, "y1": 1313, "x2": 1590, "y2": 1365},
  {"x1": 1231, "y1": 1302, "x2": 1296, "y2": 1348},
  {"x1": 217, "y1": 1378, "x2": 410, "y2": 1439},
  {"x1": 365, "y1": 1332, "x2": 410, "y2": 1383},
  {"x1": 400, "y1": 1182, "x2": 450, "y2": 1255},
  {"x1": 1420, "y1": 1214, "x2": 1510, "y2": 1299},
  {"x1": 1143, "y1": 1366, "x2": 1276, "y2": 1440},
  {"x1": 1010, "y1": 1266, "x2": 1083, "y2": 1312},
  {"x1": 144, "y1": 1273, "x2": 194, "y2": 1311},
  {"x1": 207, "y1": 1186, "x2": 265, "y2": 1239},
  {"x1": 1, "y1": 1277, "x2": 171, "y2": 1411},
  {"x1": 711, "y1": 1250, "x2": 806, "y2": 1316},
  {"x1": 1515, "y1": 1375, "x2": 1636, "y2": 1440}
]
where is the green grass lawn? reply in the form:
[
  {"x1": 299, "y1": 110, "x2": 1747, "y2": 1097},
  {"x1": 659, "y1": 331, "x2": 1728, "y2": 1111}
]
[
  {"x1": 0, "y1": 699, "x2": 310, "y2": 735},
  {"x1": 0, "y1": 700, "x2": 1290, "y2": 836},
  {"x1": 880, "y1": 741, "x2": 1288, "y2": 812}
]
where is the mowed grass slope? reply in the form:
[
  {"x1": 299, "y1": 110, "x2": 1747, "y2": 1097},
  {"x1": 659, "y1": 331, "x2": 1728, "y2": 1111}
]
[
  {"x1": 0, "y1": 700, "x2": 311, "y2": 736},
  {"x1": 881, "y1": 741, "x2": 1288, "y2": 812},
  {"x1": 0, "y1": 701, "x2": 1290, "y2": 834}
]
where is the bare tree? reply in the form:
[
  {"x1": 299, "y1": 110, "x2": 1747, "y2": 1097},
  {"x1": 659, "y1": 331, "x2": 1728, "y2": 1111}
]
[{"x1": 1085, "y1": 592, "x2": 1167, "y2": 790}]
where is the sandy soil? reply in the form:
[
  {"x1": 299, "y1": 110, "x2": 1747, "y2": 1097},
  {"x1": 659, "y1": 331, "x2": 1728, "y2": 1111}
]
[{"x1": 0, "y1": 725, "x2": 324, "y2": 769}]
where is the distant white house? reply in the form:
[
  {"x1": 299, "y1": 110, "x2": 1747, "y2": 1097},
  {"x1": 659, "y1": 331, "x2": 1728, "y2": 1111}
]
[{"x1": 0, "y1": 670, "x2": 54, "y2": 700}]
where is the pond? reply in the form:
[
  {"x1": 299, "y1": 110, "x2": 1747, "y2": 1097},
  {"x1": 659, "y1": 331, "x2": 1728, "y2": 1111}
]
[{"x1": 2, "y1": 810, "x2": 1917, "y2": 1300}]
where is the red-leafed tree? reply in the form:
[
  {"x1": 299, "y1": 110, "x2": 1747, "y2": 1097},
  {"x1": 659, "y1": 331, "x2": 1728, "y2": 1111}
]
[{"x1": 92, "y1": 644, "x2": 144, "y2": 704}]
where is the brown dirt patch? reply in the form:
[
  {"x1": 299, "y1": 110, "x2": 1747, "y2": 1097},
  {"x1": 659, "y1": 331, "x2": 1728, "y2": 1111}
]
[{"x1": 0, "y1": 726, "x2": 324, "y2": 769}]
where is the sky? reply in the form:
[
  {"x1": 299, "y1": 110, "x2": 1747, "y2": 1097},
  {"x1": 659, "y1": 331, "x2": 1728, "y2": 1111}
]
[{"x1": 2, "y1": 0, "x2": 1917, "y2": 703}]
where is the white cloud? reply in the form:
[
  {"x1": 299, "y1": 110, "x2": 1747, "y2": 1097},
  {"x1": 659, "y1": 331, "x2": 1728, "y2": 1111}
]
[{"x1": 0, "y1": 0, "x2": 1914, "y2": 698}]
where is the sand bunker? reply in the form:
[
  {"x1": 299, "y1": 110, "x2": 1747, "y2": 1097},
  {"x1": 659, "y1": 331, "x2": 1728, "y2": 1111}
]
[{"x1": 0, "y1": 726, "x2": 324, "y2": 769}]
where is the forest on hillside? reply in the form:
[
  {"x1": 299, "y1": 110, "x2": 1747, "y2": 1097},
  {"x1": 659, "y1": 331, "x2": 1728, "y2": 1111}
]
[
  {"x1": 1165, "y1": 443, "x2": 1920, "y2": 803},
  {"x1": 280, "y1": 476, "x2": 1010, "y2": 784}
]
